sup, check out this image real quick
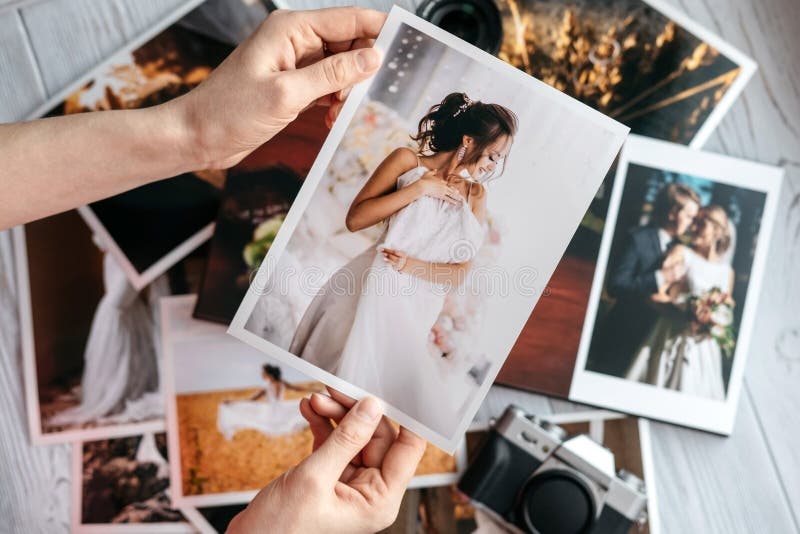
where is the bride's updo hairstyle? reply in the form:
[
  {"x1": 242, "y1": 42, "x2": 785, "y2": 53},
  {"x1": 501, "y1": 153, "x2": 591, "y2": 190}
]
[{"x1": 411, "y1": 92, "x2": 518, "y2": 178}]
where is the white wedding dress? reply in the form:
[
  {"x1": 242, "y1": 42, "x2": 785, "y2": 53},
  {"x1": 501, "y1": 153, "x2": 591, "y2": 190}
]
[
  {"x1": 47, "y1": 252, "x2": 168, "y2": 427},
  {"x1": 217, "y1": 383, "x2": 308, "y2": 440},
  {"x1": 290, "y1": 164, "x2": 485, "y2": 434},
  {"x1": 626, "y1": 247, "x2": 732, "y2": 400}
]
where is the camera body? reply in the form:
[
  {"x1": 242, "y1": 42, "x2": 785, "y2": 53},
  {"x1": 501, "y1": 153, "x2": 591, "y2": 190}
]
[{"x1": 458, "y1": 406, "x2": 647, "y2": 534}]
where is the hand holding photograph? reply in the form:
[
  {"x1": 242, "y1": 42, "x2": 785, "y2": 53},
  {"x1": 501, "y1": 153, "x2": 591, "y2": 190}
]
[
  {"x1": 228, "y1": 6, "x2": 629, "y2": 452},
  {"x1": 163, "y1": 295, "x2": 467, "y2": 508}
]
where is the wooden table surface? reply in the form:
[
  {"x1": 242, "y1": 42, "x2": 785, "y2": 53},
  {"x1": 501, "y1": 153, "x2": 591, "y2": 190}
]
[{"x1": 1, "y1": 0, "x2": 798, "y2": 532}]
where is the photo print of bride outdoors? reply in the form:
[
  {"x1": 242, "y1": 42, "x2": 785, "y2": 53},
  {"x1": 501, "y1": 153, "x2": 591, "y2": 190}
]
[
  {"x1": 229, "y1": 7, "x2": 629, "y2": 452},
  {"x1": 161, "y1": 296, "x2": 467, "y2": 508}
]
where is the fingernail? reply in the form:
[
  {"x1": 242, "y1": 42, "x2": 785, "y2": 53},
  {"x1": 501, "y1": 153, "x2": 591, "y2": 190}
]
[
  {"x1": 355, "y1": 397, "x2": 381, "y2": 421},
  {"x1": 356, "y1": 48, "x2": 380, "y2": 72}
]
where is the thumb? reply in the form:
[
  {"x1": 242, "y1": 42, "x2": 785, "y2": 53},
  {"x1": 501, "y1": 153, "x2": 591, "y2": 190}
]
[
  {"x1": 300, "y1": 396, "x2": 383, "y2": 482},
  {"x1": 280, "y1": 48, "x2": 382, "y2": 111}
]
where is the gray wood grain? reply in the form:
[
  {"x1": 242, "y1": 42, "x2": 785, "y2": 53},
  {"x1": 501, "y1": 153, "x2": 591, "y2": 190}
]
[
  {"x1": 0, "y1": 10, "x2": 46, "y2": 122},
  {"x1": 0, "y1": 0, "x2": 798, "y2": 532},
  {"x1": 19, "y1": 0, "x2": 189, "y2": 97},
  {"x1": 0, "y1": 230, "x2": 72, "y2": 534}
]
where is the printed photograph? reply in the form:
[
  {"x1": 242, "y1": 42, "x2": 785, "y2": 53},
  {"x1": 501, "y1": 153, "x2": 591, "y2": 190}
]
[
  {"x1": 192, "y1": 108, "x2": 329, "y2": 324},
  {"x1": 163, "y1": 295, "x2": 466, "y2": 507},
  {"x1": 586, "y1": 166, "x2": 765, "y2": 397},
  {"x1": 38, "y1": 16, "x2": 233, "y2": 290},
  {"x1": 495, "y1": 0, "x2": 755, "y2": 145},
  {"x1": 492, "y1": 0, "x2": 756, "y2": 397},
  {"x1": 571, "y1": 136, "x2": 782, "y2": 433},
  {"x1": 230, "y1": 7, "x2": 627, "y2": 452},
  {"x1": 72, "y1": 433, "x2": 193, "y2": 533},
  {"x1": 15, "y1": 212, "x2": 172, "y2": 444}
]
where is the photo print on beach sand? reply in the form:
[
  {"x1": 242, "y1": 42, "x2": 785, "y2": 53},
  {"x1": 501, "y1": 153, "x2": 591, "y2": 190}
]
[
  {"x1": 568, "y1": 135, "x2": 782, "y2": 434},
  {"x1": 162, "y1": 295, "x2": 467, "y2": 508},
  {"x1": 227, "y1": 6, "x2": 628, "y2": 452},
  {"x1": 491, "y1": 0, "x2": 758, "y2": 397},
  {"x1": 15, "y1": 212, "x2": 174, "y2": 445},
  {"x1": 30, "y1": 0, "x2": 229, "y2": 291},
  {"x1": 71, "y1": 432, "x2": 194, "y2": 533}
]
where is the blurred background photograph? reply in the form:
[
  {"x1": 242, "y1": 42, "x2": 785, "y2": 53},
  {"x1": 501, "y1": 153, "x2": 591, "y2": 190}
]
[
  {"x1": 16, "y1": 213, "x2": 171, "y2": 444},
  {"x1": 585, "y1": 162, "x2": 767, "y2": 400},
  {"x1": 40, "y1": 21, "x2": 233, "y2": 289},
  {"x1": 192, "y1": 108, "x2": 328, "y2": 324},
  {"x1": 486, "y1": 0, "x2": 756, "y2": 398},
  {"x1": 164, "y1": 296, "x2": 463, "y2": 506},
  {"x1": 73, "y1": 432, "x2": 193, "y2": 532}
]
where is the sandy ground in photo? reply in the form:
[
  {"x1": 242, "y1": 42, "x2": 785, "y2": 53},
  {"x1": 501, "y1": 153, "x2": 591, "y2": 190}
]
[{"x1": 177, "y1": 385, "x2": 458, "y2": 496}]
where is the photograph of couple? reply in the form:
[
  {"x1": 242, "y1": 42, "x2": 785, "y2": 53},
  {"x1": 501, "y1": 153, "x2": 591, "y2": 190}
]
[
  {"x1": 585, "y1": 162, "x2": 767, "y2": 400},
  {"x1": 234, "y1": 9, "x2": 627, "y2": 451}
]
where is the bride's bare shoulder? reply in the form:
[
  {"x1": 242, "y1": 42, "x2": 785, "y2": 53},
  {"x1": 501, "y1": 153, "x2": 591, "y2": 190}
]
[{"x1": 386, "y1": 146, "x2": 418, "y2": 169}]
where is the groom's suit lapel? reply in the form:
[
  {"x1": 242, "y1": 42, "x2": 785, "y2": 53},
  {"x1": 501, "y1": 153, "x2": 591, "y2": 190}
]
[{"x1": 646, "y1": 227, "x2": 663, "y2": 267}]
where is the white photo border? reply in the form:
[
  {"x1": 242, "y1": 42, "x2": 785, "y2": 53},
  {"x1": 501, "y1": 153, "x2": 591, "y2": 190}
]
[
  {"x1": 569, "y1": 134, "x2": 783, "y2": 435},
  {"x1": 638, "y1": 0, "x2": 756, "y2": 149},
  {"x1": 162, "y1": 294, "x2": 467, "y2": 508},
  {"x1": 71, "y1": 436, "x2": 197, "y2": 533},
  {"x1": 14, "y1": 225, "x2": 167, "y2": 445},
  {"x1": 227, "y1": 4, "x2": 628, "y2": 454},
  {"x1": 25, "y1": 0, "x2": 212, "y2": 291}
]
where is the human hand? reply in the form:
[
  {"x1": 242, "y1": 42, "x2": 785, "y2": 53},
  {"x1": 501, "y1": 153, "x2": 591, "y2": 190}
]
[
  {"x1": 380, "y1": 247, "x2": 409, "y2": 272},
  {"x1": 413, "y1": 169, "x2": 463, "y2": 204},
  {"x1": 172, "y1": 7, "x2": 386, "y2": 170},
  {"x1": 227, "y1": 390, "x2": 426, "y2": 534}
]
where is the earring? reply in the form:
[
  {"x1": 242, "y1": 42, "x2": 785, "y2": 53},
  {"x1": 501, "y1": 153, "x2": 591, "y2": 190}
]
[{"x1": 456, "y1": 145, "x2": 466, "y2": 163}]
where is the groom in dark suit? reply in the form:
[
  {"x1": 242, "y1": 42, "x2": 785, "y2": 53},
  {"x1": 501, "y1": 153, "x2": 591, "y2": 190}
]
[{"x1": 587, "y1": 183, "x2": 701, "y2": 377}]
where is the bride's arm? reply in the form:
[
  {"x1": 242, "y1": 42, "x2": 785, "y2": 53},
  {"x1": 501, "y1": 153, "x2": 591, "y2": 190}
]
[
  {"x1": 381, "y1": 189, "x2": 487, "y2": 286},
  {"x1": 345, "y1": 147, "x2": 462, "y2": 232}
]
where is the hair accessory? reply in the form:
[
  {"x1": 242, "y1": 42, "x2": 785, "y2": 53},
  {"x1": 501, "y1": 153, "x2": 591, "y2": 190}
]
[{"x1": 455, "y1": 96, "x2": 473, "y2": 116}]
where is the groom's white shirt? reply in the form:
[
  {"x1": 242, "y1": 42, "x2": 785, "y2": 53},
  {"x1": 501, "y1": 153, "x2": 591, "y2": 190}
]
[{"x1": 654, "y1": 228, "x2": 673, "y2": 290}]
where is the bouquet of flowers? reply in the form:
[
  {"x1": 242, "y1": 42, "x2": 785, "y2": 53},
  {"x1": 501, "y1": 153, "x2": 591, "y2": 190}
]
[{"x1": 687, "y1": 287, "x2": 736, "y2": 357}]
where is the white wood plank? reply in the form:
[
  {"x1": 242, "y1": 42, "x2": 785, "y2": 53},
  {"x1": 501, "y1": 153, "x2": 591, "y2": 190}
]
[
  {"x1": 651, "y1": 394, "x2": 797, "y2": 532},
  {"x1": 0, "y1": 230, "x2": 72, "y2": 534},
  {"x1": 116, "y1": 0, "x2": 194, "y2": 39},
  {"x1": 738, "y1": 167, "x2": 800, "y2": 529},
  {"x1": 20, "y1": 0, "x2": 131, "y2": 95},
  {"x1": 19, "y1": 0, "x2": 190, "y2": 99},
  {"x1": 0, "y1": 10, "x2": 46, "y2": 122}
]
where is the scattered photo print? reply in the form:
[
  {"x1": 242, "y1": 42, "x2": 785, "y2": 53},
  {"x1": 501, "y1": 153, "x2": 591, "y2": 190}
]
[
  {"x1": 193, "y1": 107, "x2": 329, "y2": 323},
  {"x1": 73, "y1": 432, "x2": 193, "y2": 532},
  {"x1": 164, "y1": 295, "x2": 465, "y2": 507},
  {"x1": 39, "y1": 13, "x2": 234, "y2": 289},
  {"x1": 570, "y1": 136, "x2": 781, "y2": 434}
]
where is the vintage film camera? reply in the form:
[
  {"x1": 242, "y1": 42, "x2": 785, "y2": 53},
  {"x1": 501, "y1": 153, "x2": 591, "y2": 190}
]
[{"x1": 458, "y1": 406, "x2": 647, "y2": 534}]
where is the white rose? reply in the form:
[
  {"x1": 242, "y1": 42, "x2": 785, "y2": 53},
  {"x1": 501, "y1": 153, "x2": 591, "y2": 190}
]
[
  {"x1": 711, "y1": 305, "x2": 733, "y2": 327},
  {"x1": 711, "y1": 324, "x2": 726, "y2": 338}
]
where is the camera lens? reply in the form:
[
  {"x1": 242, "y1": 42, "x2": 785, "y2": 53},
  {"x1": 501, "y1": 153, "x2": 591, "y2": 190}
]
[
  {"x1": 520, "y1": 470, "x2": 595, "y2": 534},
  {"x1": 416, "y1": 0, "x2": 503, "y2": 55}
]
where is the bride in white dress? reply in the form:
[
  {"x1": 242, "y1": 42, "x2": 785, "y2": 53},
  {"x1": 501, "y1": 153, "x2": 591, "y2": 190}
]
[
  {"x1": 289, "y1": 93, "x2": 517, "y2": 433},
  {"x1": 626, "y1": 205, "x2": 735, "y2": 400},
  {"x1": 217, "y1": 364, "x2": 310, "y2": 440}
]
